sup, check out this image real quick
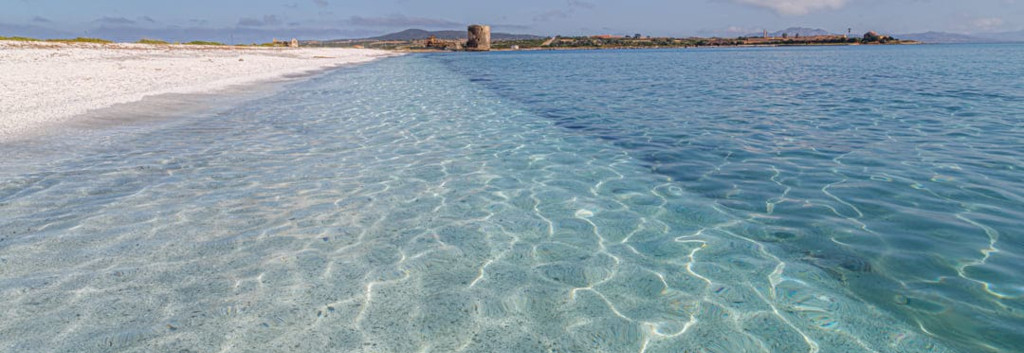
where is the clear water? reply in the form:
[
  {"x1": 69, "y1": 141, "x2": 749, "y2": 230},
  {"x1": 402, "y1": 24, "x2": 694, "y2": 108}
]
[{"x1": 1, "y1": 45, "x2": 1021, "y2": 352}]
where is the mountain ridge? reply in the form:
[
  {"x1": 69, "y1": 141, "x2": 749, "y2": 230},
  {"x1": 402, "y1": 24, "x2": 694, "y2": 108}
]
[
  {"x1": 974, "y1": 30, "x2": 1024, "y2": 42},
  {"x1": 744, "y1": 27, "x2": 835, "y2": 38},
  {"x1": 896, "y1": 31, "x2": 1007, "y2": 44}
]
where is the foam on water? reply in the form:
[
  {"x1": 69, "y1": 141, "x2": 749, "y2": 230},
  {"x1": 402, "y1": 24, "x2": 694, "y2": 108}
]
[{"x1": 1, "y1": 46, "x2": 1021, "y2": 352}]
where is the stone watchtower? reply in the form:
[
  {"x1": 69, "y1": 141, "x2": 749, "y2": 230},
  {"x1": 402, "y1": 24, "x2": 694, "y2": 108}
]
[{"x1": 466, "y1": 25, "x2": 491, "y2": 51}]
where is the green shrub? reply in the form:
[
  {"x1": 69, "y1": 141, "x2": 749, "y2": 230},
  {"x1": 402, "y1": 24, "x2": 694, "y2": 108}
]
[
  {"x1": 0, "y1": 36, "x2": 41, "y2": 41},
  {"x1": 47, "y1": 37, "x2": 112, "y2": 43},
  {"x1": 184, "y1": 41, "x2": 225, "y2": 46},
  {"x1": 2, "y1": 36, "x2": 113, "y2": 43},
  {"x1": 137, "y1": 38, "x2": 169, "y2": 44}
]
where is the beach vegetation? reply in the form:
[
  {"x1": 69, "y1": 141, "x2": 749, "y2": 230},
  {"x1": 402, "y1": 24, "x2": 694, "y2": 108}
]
[
  {"x1": 2, "y1": 36, "x2": 111, "y2": 43},
  {"x1": 137, "y1": 38, "x2": 169, "y2": 44},
  {"x1": 0, "y1": 36, "x2": 41, "y2": 41},
  {"x1": 184, "y1": 41, "x2": 225, "y2": 46},
  {"x1": 490, "y1": 39, "x2": 548, "y2": 49},
  {"x1": 48, "y1": 37, "x2": 113, "y2": 43}
]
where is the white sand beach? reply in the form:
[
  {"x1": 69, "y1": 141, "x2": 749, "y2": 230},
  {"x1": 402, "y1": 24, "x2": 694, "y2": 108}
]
[{"x1": 0, "y1": 41, "x2": 396, "y2": 142}]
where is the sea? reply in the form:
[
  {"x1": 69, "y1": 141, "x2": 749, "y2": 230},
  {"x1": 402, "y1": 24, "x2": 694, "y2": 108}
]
[{"x1": 1, "y1": 44, "x2": 1021, "y2": 352}]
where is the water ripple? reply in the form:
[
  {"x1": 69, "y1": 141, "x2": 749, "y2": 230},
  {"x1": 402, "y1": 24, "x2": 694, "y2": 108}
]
[{"x1": 1, "y1": 46, "x2": 1020, "y2": 352}]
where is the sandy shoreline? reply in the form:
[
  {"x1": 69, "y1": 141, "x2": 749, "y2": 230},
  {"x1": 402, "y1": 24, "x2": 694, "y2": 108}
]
[{"x1": 0, "y1": 41, "x2": 397, "y2": 142}]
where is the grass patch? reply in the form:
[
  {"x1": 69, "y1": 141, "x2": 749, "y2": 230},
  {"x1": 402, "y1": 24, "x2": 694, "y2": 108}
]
[
  {"x1": 4, "y1": 36, "x2": 265, "y2": 47},
  {"x1": 137, "y1": 38, "x2": 169, "y2": 44},
  {"x1": 0, "y1": 36, "x2": 41, "y2": 41},
  {"x1": 1, "y1": 36, "x2": 113, "y2": 43},
  {"x1": 46, "y1": 37, "x2": 113, "y2": 44},
  {"x1": 184, "y1": 41, "x2": 225, "y2": 46},
  {"x1": 491, "y1": 39, "x2": 549, "y2": 50}
]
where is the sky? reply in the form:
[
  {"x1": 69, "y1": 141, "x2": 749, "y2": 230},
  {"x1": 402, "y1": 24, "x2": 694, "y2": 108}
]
[{"x1": 2, "y1": 0, "x2": 1023, "y2": 43}]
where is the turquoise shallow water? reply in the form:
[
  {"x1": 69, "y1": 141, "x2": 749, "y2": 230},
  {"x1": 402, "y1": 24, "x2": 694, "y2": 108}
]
[{"x1": 1, "y1": 45, "x2": 1022, "y2": 352}]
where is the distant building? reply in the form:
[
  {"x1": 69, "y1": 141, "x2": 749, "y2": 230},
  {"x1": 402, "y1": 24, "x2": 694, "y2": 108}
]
[
  {"x1": 426, "y1": 35, "x2": 442, "y2": 48},
  {"x1": 592, "y1": 35, "x2": 625, "y2": 39},
  {"x1": 270, "y1": 38, "x2": 298, "y2": 47},
  {"x1": 425, "y1": 35, "x2": 462, "y2": 50},
  {"x1": 466, "y1": 25, "x2": 491, "y2": 51}
]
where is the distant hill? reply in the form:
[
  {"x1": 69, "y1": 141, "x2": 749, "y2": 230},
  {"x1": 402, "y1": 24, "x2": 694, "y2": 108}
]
[
  {"x1": 896, "y1": 32, "x2": 1000, "y2": 44},
  {"x1": 746, "y1": 27, "x2": 834, "y2": 38},
  {"x1": 358, "y1": 29, "x2": 544, "y2": 41},
  {"x1": 974, "y1": 30, "x2": 1024, "y2": 43}
]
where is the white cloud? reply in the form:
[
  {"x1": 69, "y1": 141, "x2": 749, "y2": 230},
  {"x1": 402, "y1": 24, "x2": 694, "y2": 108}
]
[
  {"x1": 970, "y1": 17, "x2": 1004, "y2": 31},
  {"x1": 732, "y1": 0, "x2": 849, "y2": 15}
]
